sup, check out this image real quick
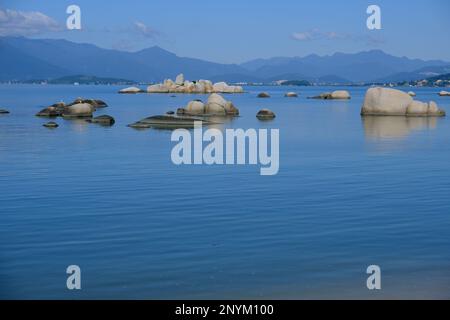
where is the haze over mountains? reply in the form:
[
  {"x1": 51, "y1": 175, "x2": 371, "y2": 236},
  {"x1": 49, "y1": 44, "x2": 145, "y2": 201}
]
[{"x1": 1, "y1": 36, "x2": 449, "y2": 84}]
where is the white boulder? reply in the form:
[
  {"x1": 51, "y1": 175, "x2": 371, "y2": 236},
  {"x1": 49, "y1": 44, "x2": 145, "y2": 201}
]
[
  {"x1": 62, "y1": 103, "x2": 94, "y2": 118},
  {"x1": 439, "y1": 91, "x2": 450, "y2": 96},
  {"x1": 186, "y1": 100, "x2": 205, "y2": 115},
  {"x1": 331, "y1": 90, "x2": 351, "y2": 99},
  {"x1": 361, "y1": 87, "x2": 413, "y2": 115},
  {"x1": 205, "y1": 93, "x2": 227, "y2": 115},
  {"x1": 175, "y1": 74, "x2": 185, "y2": 85},
  {"x1": 406, "y1": 101, "x2": 429, "y2": 115},
  {"x1": 361, "y1": 87, "x2": 445, "y2": 116},
  {"x1": 119, "y1": 86, "x2": 142, "y2": 94}
]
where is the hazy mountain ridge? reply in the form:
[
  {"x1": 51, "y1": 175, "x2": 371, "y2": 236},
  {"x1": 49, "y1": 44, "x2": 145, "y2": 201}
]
[{"x1": 1, "y1": 37, "x2": 449, "y2": 84}]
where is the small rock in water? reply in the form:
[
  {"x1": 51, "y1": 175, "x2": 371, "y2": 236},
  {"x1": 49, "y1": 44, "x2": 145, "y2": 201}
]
[
  {"x1": 43, "y1": 121, "x2": 59, "y2": 128},
  {"x1": 86, "y1": 115, "x2": 115, "y2": 126},
  {"x1": 256, "y1": 109, "x2": 276, "y2": 120},
  {"x1": 439, "y1": 91, "x2": 450, "y2": 97},
  {"x1": 257, "y1": 92, "x2": 271, "y2": 98},
  {"x1": 285, "y1": 92, "x2": 298, "y2": 97},
  {"x1": 176, "y1": 108, "x2": 187, "y2": 115},
  {"x1": 166, "y1": 111, "x2": 175, "y2": 115},
  {"x1": 0, "y1": 109, "x2": 10, "y2": 114}
]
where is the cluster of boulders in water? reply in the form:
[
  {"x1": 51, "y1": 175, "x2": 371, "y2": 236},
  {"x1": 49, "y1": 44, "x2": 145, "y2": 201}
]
[
  {"x1": 361, "y1": 87, "x2": 445, "y2": 117},
  {"x1": 309, "y1": 90, "x2": 351, "y2": 100},
  {"x1": 35, "y1": 98, "x2": 115, "y2": 127},
  {"x1": 128, "y1": 93, "x2": 242, "y2": 129},
  {"x1": 119, "y1": 74, "x2": 244, "y2": 94},
  {"x1": 177, "y1": 93, "x2": 239, "y2": 116},
  {"x1": 4, "y1": 86, "x2": 448, "y2": 130}
]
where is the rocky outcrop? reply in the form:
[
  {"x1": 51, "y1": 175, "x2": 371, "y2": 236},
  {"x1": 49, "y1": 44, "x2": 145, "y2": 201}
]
[
  {"x1": 145, "y1": 74, "x2": 243, "y2": 94},
  {"x1": 309, "y1": 90, "x2": 351, "y2": 100},
  {"x1": 87, "y1": 115, "x2": 115, "y2": 126},
  {"x1": 119, "y1": 86, "x2": 143, "y2": 94},
  {"x1": 36, "y1": 98, "x2": 107, "y2": 118},
  {"x1": 256, "y1": 109, "x2": 276, "y2": 120},
  {"x1": 285, "y1": 92, "x2": 298, "y2": 97},
  {"x1": 439, "y1": 91, "x2": 450, "y2": 96},
  {"x1": 361, "y1": 87, "x2": 445, "y2": 117},
  {"x1": 179, "y1": 93, "x2": 239, "y2": 116}
]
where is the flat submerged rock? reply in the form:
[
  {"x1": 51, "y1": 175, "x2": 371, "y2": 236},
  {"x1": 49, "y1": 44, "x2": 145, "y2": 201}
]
[{"x1": 128, "y1": 115, "x2": 214, "y2": 129}]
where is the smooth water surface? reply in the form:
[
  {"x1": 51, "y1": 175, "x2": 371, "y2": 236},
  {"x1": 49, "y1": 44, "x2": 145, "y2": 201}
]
[{"x1": 0, "y1": 84, "x2": 449, "y2": 299}]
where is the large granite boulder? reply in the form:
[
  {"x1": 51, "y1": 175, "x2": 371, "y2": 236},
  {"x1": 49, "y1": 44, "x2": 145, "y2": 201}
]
[
  {"x1": 361, "y1": 87, "x2": 445, "y2": 117},
  {"x1": 186, "y1": 100, "x2": 205, "y2": 115},
  {"x1": 331, "y1": 90, "x2": 351, "y2": 99},
  {"x1": 62, "y1": 103, "x2": 94, "y2": 118},
  {"x1": 205, "y1": 93, "x2": 227, "y2": 115}
]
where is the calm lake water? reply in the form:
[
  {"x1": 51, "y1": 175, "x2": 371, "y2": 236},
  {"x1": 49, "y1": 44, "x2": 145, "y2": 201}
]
[{"x1": 0, "y1": 84, "x2": 449, "y2": 299}]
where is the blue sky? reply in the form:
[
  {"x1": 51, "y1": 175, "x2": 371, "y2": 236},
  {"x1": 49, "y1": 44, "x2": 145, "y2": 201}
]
[{"x1": 1, "y1": 0, "x2": 449, "y2": 63}]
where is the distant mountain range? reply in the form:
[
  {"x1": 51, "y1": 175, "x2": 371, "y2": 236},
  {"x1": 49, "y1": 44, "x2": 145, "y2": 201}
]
[{"x1": 1, "y1": 36, "x2": 449, "y2": 84}]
